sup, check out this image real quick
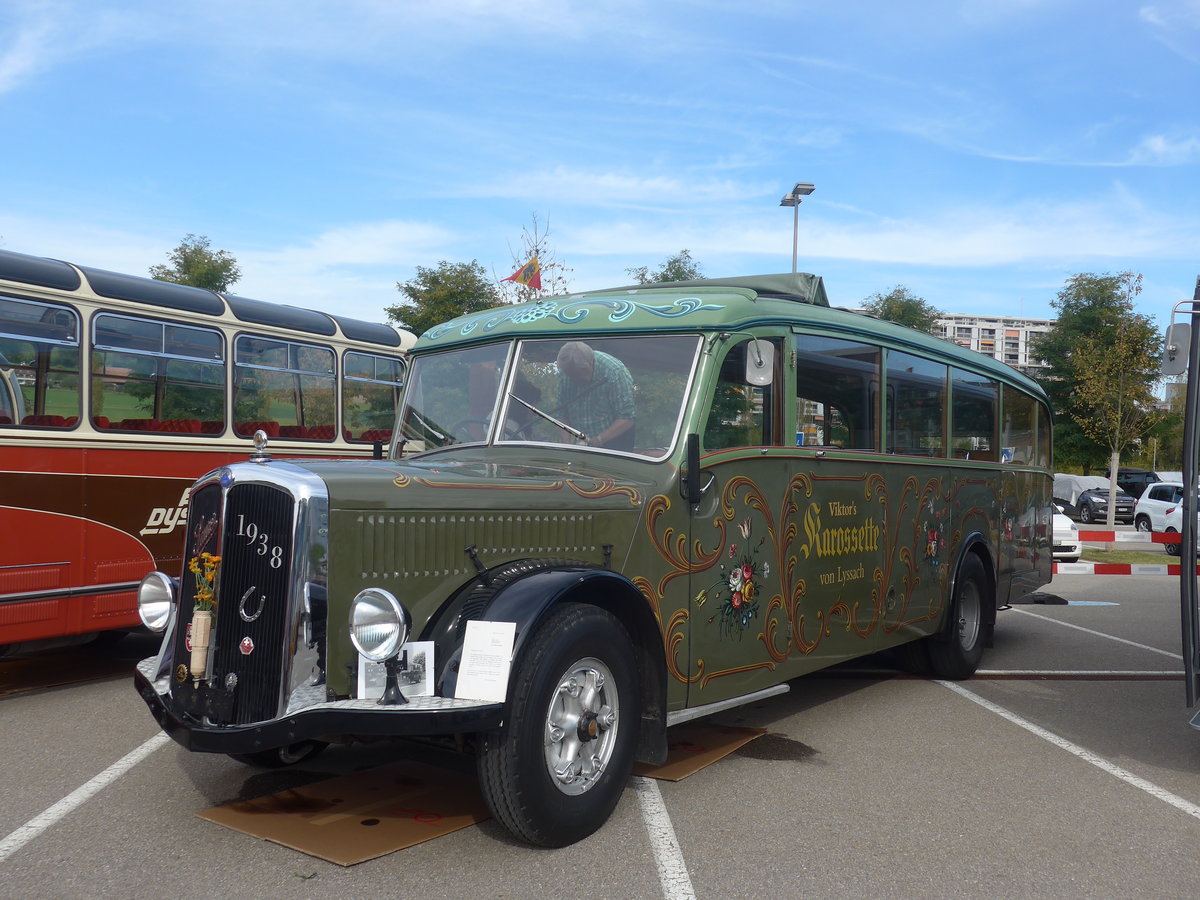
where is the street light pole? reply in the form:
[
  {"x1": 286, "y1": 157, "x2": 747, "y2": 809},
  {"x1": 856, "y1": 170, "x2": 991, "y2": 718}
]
[{"x1": 779, "y1": 182, "x2": 815, "y2": 274}]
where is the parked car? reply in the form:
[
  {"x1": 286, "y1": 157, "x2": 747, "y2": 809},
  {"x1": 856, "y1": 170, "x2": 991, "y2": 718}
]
[
  {"x1": 1052, "y1": 473, "x2": 1136, "y2": 524},
  {"x1": 1052, "y1": 506, "x2": 1081, "y2": 562},
  {"x1": 1107, "y1": 467, "x2": 1161, "y2": 499},
  {"x1": 1134, "y1": 481, "x2": 1187, "y2": 556}
]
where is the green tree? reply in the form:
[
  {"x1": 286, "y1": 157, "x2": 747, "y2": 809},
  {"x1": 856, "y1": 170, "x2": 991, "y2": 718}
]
[
  {"x1": 149, "y1": 234, "x2": 241, "y2": 291},
  {"x1": 1033, "y1": 272, "x2": 1160, "y2": 476},
  {"x1": 625, "y1": 249, "x2": 704, "y2": 285},
  {"x1": 498, "y1": 214, "x2": 573, "y2": 303},
  {"x1": 387, "y1": 260, "x2": 501, "y2": 336},
  {"x1": 862, "y1": 285, "x2": 941, "y2": 334}
]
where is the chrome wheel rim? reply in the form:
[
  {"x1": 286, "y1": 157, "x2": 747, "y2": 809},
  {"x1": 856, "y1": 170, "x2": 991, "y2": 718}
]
[
  {"x1": 543, "y1": 656, "x2": 619, "y2": 796},
  {"x1": 956, "y1": 579, "x2": 982, "y2": 651}
]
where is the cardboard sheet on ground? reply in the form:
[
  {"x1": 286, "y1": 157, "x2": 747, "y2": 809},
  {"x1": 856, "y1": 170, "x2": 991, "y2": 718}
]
[
  {"x1": 634, "y1": 723, "x2": 766, "y2": 781},
  {"x1": 198, "y1": 760, "x2": 490, "y2": 866}
]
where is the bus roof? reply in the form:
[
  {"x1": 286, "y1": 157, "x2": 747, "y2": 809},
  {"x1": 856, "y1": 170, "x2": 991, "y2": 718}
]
[
  {"x1": 416, "y1": 273, "x2": 1047, "y2": 396},
  {"x1": 0, "y1": 247, "x2": 412, "y2": 351}
]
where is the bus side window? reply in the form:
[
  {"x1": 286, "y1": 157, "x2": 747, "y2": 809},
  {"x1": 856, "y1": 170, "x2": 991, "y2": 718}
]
[
  {"x1": 794, "y1": 334, "x2": 879, "y2": 451},
  {"x1": 951, "y1": 368, "x2": 998, "y2": 461},
  {"x1": 234, "y1": 336, "x2": 334, "y2": 439},
  {"x1": 344, "y1": 351, "x2": 402, "y2": 443},
  {"x1": 703, "y1": 339, "x2": 773, "y2": 451},
  {"x1": 1001, "y1": 384, "x2": 1035, "y2": 465},
  {"x1": 886, "y1": 349, "x2": 946, "y2": 457},
  {"x1": 92, "y1": 314, "x2": 223, "y2": 432},
  {"x1": 0, "y1": 296, "x2": 80, "y2": 427}
]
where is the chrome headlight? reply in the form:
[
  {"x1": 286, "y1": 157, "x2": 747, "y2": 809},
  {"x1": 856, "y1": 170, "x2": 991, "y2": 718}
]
[
  {"x1": 138, "y1": 572, "x2": 177, "y2": 632},
  {"x1": 348, "y1": 588, "x2": 409, "y2": 661}
]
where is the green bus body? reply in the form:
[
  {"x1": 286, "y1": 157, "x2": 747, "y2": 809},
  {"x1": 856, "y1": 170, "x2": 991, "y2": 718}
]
[{"x1": 136, "y1": 273, "x2": 1052, "y2": 845}]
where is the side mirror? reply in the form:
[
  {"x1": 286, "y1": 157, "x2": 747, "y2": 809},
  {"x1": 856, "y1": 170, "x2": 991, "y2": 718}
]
[
  {"x1": 744, "y1": 340, "x2": 774, "y2": 386},
  {"x1": 1164, "y1": 323, "x2": 1191, "y2": 376}
]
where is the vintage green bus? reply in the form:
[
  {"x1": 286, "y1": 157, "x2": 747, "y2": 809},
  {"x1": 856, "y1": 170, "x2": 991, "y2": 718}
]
[{"x1": 134, "y1": 273, "x2": 1053, "y2": 846}]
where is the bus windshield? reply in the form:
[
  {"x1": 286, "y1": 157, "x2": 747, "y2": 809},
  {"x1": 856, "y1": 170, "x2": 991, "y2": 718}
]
[{"x1": 398, "y1": 334, "x2": 702, "y2": 457}]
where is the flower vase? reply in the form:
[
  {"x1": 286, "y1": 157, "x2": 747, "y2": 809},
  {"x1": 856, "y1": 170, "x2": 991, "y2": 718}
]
[{"x1": 190, "y1": 609, "x2": 213, "y2": 681}]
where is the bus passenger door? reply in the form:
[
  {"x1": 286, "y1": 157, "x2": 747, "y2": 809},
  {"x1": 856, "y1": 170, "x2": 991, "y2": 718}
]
[{"x1": 686, "y1": 335, "x2": 789, "y2": 707}]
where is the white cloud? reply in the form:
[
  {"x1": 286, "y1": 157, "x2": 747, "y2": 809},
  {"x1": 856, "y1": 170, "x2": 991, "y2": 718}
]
[
  {"x1": 1129, "y1": 133, "x2": 1200, "y2": 165},
  {"x1": 564, "y1": 197, "x2": 1199, "y2": 270},
  {"x1": 1139, "y1": 1, "x2": 1200, "y2": 61},
  {"x1": 473, "y1": 166, "x2": 765, "y2": 209}
]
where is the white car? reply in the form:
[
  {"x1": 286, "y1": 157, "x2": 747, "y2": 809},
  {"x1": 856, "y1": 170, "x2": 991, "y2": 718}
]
[
  {"x1": 1133, "y1": 481, "x2": 1187, "y2": 557},
  {"x1": 1052, "y1": 506, "x2": 1081, "y2": 562}
]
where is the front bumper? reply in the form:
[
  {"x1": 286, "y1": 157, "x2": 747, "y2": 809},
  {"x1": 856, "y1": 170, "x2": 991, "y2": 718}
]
[{"x1": 135, "y1": 659, "x2": 504, "y2": 755}]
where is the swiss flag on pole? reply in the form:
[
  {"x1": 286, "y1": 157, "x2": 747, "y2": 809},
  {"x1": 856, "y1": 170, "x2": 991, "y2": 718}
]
[{"x1": 502, "y1": 256, "x2": 542, "y2": 291}]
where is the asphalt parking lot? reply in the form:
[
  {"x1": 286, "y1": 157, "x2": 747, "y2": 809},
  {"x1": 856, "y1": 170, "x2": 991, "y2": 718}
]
[{"x1": 2, "y1": 570, "x2": 1199, "y2": 900}]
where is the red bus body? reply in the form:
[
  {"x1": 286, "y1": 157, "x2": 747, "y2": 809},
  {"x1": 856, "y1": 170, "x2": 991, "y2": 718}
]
[{"x1": 0, "y1": 247, "x2": 413, "y2": 650}]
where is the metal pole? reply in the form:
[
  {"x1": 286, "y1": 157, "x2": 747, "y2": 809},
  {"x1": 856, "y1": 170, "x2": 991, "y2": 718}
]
[
  {"x1": 791, "y1": 203, "x2": 799, "y2": 274},
  {"x1": 1181, "y1": 278, "x2": 1200, "y2": 708}
]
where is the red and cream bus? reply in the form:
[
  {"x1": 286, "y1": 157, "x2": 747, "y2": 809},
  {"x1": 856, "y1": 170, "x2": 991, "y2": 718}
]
[{"x1": 0, "y1": 247, "x2": 416, "y2": 654}]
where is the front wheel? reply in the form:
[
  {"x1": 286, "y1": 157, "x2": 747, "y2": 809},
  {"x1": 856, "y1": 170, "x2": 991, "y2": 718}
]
[
  {"x1": 926, "y1": 554, "x2": 989, "y2": 680},
  {"x1": 229, "y1": 740, "x2": 328, "y2": 768},
  {"x1": 1079, "y1": 504, "x2": 1094, "y2": 524},
  {"x1": 476, "y1": 603, "x2": 640, "y2": 847}
]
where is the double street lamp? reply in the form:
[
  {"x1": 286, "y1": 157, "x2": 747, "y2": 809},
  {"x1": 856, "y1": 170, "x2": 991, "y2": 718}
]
[{"x1": 779, "y1": 182, "x2": 815, "y2": 274}]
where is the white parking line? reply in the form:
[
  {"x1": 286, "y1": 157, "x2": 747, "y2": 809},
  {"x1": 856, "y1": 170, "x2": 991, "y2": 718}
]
[
  {"x1": 938, "y1": 681, "x2": 1200, "y2": 822},
  {"x1": 1011, "y1": 607, "x2": 1180, "y2": 659},
  {"x1": 0, "y1": 732, "x2": 170, "y2": 864},
  {"x1": 634, "y1": 776, "x2": 696, "y2": 900}
]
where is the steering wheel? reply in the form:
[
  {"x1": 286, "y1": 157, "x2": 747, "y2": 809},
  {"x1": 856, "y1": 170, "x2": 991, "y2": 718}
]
[{"x1": 449, "y1": 418, "x2": 490, "y2": 441}]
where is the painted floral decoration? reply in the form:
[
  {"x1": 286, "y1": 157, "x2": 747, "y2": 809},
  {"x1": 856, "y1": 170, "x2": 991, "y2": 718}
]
[
  {"x1": 187, "y1": 552, "x2": 221, "y2": 611},
  {"x1": 698, "y1": 519, "x2": 766, "y2": 639},
  {"x1": 922, "y1": 498, "x2": 947, "y2": 568}
]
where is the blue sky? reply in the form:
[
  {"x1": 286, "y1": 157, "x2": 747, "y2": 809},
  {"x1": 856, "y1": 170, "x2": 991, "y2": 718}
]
[{"x1": 1, "y1": 0, "x2": 1198, "y2": 329}]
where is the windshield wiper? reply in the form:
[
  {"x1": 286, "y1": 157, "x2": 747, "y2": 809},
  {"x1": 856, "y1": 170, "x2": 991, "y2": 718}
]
[
  {"x1": 508, "y1": 393, "x2": 588, "y2": 442},
  {"x1": 402, "y1": 408, "x2": 447, "y2": 443}
]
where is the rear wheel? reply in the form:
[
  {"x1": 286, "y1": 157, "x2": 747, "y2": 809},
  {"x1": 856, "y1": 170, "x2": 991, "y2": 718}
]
[
  {"x1": 1166, "y1": 528, "x2": 1182, "y2": 557},
  {"x1": 927, "y1": 554, "x2": 988, "y2": 680},
  {"x1": 1135, "y1": 517, "x2": 1151, "y2": 533},
  {"x1": 476, "y1": 603, "x2": 640, "y2": 847}
]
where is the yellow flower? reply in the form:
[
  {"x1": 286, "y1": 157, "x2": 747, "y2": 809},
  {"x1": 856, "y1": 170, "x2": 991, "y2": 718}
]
[{"x1": 188, "y1": 553, "x2": 221, "y2": 611}]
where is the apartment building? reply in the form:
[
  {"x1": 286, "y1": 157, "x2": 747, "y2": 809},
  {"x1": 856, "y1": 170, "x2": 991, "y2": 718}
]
[{"x1": 934, "y1": 313, "x2": 1052, "y2": 376}]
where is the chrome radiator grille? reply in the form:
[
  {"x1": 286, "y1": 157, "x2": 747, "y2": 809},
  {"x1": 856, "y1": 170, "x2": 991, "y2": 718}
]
[{"x1": 170, "y1": 481, "x2": 296, "y2": 725}]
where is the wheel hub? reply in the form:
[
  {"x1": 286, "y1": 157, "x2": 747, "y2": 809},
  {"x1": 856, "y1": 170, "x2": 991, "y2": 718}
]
[{"x1": 543, "y1": 658, "x2": 619, "y2": 796}]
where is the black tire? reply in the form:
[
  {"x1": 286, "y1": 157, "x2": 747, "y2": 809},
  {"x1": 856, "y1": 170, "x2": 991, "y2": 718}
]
[
  {"x1": 476, "y1": 603, "x2": 640, "y2": 847},
  {"x1": 1135, "y1": 517, "x2": 1151, "y2": 533},
  {"x1": 927, "y1": 554, "x2": 989, "y2": 680},
  {"x1": 229, "y1": 740, "x2": 328, "y2": 768},
  {"x1": 1079, "y1": 504, "x2": 1094, "y2": 524}
]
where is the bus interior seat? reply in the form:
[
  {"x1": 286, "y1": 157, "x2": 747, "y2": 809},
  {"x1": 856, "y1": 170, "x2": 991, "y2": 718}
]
[
  {"x1": 22, "y1": 414, "x2": 73, "y2": 427},
  {"x1": 235, "y1": 420, "x2": 280, "y2": 437},
  {"x1": 358, "y1": 428, "x2": 393, "y2": 443}
]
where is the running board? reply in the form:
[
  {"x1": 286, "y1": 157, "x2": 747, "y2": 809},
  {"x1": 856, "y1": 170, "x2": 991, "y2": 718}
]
[{"x1": 666, "y1": 683, "x2": 789, "y2": 727}]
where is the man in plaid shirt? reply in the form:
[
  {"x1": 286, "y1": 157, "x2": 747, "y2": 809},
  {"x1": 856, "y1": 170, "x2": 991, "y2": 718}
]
[{"x1": 555, "y1": 341, "x2": 635, "y2": 450}]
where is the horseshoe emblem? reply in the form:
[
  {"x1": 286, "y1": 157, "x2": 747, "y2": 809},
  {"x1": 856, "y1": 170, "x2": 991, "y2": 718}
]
[{"x1": 239, "y1": 586, "x2": 266, "y2": 622}]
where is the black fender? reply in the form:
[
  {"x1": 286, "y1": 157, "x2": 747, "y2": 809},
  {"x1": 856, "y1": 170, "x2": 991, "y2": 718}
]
[
  {"x1": 940, "y1": 532, "x2": 998, "y2": 648},
  {"x1": 420, "y1": 559, "x2": 668, "y2": 765}
]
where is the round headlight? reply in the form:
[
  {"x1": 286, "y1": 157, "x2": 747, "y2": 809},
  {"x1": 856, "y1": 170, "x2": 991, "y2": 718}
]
[
  {"x1": 348, "y1": 588, "x2": 408, "y2": 661},
  {"x1": 138, "y1": 572, "x2": 177, "y2": 632}
]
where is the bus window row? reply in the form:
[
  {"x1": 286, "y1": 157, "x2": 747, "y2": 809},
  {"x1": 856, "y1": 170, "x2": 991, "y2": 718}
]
[
  {"x1": 704, "y1": 332, "x2": 1050, "y2": 467},
  {"x1": 0, "y1": 295, "x2": 404, "y2": 443}
]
